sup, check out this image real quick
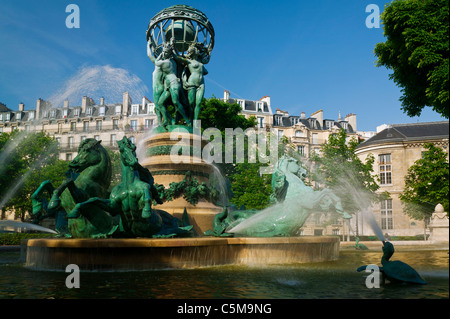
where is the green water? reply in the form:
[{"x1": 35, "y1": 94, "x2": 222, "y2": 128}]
[{"x1": 0, "y1": 249, "x2": 448, "y2": 299}]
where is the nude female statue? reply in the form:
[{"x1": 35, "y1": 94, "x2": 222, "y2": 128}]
[
  {"x1": 174, "y1": 44, "x2": 208, "y2": 126},
  {"x1": 147, "y1": 39, "x2": 191, "y2": 127}
]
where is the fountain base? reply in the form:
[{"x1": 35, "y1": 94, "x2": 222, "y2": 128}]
[{"x1": 23, "y1": 236, "x2": 339, "y2": 271}]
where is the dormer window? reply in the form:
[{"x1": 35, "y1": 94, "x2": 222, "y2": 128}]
[
  {"x1": 115, "y1": 105, "x2": 122, "y2": 114},
  {"x1": 237, "y1": 99, "x2": 245, "y2": 109},
  {"x1": 73, "y1": 108, "x2": 80, "y2": 116},
  {"x1": 50, "y1": 109, "x2": 57, "y2": 118},
  {"x1": 99, "y1": 106, "x2": 105, "y2": 116},
  {"x1": 63, "y1": 109, "x2": 68, "y2": 118},
  {"x1": 256, "y1": 102, "x2": 263, "y2": 112},
  {"x1": 86, "y1": 107, "x2": 93, "y2": 115},
  {"x1": 28, "y1": 112, "x2": 35, "y2": 120},
  {"x1": 16, "y1": 112, "x2": 22, "y2": 120},
  {"x1": 132, "y1": 104, "x2": 138, "y2": 115}
]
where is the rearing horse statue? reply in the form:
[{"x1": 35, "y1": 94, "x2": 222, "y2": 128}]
[
  {"x1": 31, "y1": 138, "x2": 116, "y2": 238},
  {"x1": 68, "y1": 136, "x2": 193, "y2": 238},
  {"x1": 206, "y1": 156, "x2": 351, "y2": 237}
]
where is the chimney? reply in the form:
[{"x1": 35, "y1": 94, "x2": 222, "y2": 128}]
[
  {"x1": 224, "y1": 90, "x2": 230, "y2": 102},
  {"x1": 36, "y1": 99, "x2": 42, "y2": 120},
  {"x1": 19, "y1": 103, "x2": 24, "y2": 112},
  {"x1": 345, "y1": 113, "x2": 357, "y2": 131},
  {"x1": 64, "y1": 100, "x2": 69, "y2": 108},
  {"x1": 123, "y1": 92, "x2": 131, "y2": 115},
  {"x1": 100, "y1": 97, "x2": 105, "y2": 105},
  {"x1": 311, "y1": 109, "x2": 323, "y2": 126},
  {"x1": 300, "y1": 111, "x2": 306, "y2": 119},
  {"x1": 260, "y1": 95, "x2": 271, "y2": 109}
]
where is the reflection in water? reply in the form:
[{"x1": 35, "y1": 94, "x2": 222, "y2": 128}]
[{"x1": 0, "y1": 250, "x2": 448, "y2": 299}]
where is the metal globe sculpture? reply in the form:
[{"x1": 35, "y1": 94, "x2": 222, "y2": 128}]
[{"x1": 147, "y1": 4, "x2": 215, "y2": 64}]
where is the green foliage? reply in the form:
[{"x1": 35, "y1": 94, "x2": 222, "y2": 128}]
[
  {"x1": 154, "y1": 172, "x2": 218, "y2": 206},
  {"x1": 375, "y1": 0, "x2": 449, "y2": 118},
  {"x1": 400, "y1": 143, "x2": 449, "y2": 220},
  {"x1": 312, "y1": 129, "x2": 382, "y2": 215},
  {"x1": 198, "y1": 97, "x2": 257, "y2": 133},
  {"x1": 0, "y1": 131, "x2": 68, "y2": 219},
  {"x1": 230, "y1": 163, "x2": 273, "y2": 210},
  {"x1": 198, "y1": 97, "x2": 273, "y2": 209},
  {"x1": 0, "y1": 232, "x2": 56, "y2": 246}
]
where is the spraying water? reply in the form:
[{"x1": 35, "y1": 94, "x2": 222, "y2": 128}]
[
  {"x1": 47, "y1": 65, "x2": 149, "y2": 107},
  {"x1": 362, "y1": 209, "x2": 385, "y2": 242},
  {"x1": 0, "y1": 220, "x2": 57, "y2": 234}
]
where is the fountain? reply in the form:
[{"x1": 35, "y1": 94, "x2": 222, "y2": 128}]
[{"x1": 23, "y1": 4, "x2": 343, "y2": 271}]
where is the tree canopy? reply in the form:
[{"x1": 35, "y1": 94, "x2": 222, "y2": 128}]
[
  {"x1": 399, "y1": 143, "x2": 449, "y2": 220},
  {"x1": 0, "y1": 131, "x2": 68, "y2": 220},
  {"x1": 375, "y1": 0, "x2": 449, "y2": 118},
  {"x1": 312, "y1": 129, "x2": 383, "y2": 215}
]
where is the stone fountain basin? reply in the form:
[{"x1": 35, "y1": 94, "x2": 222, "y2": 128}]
[{"x1": 23, "y1": 236, "x2": 339, "y2": 271}]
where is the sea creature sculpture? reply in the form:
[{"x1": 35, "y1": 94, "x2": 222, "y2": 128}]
[{"x1": 357, "y1": 241, "x2": 427, "y2": 284}]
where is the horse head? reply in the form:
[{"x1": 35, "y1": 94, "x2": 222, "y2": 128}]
[
  {"x1": 276, "y1": 156, "x2": 307, "y2": 179},
  {"x1": 70, "y1": 139, "x2": 104, "y2": 173},
  {"x1": 117, "y1": 136, "x2": 139, "y2": 168}
]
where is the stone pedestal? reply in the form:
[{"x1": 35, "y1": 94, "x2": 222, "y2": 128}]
[
  {"x1": 140, "y1": 131, "x2": 222, "y2": 234},
  {"x1": 429, "y1": 204, "x2": 449, "y2": 243}
]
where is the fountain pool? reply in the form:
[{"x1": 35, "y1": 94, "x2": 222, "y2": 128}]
[{"x1": 0, "y1": 248, "x2": 448, "y2": 299}]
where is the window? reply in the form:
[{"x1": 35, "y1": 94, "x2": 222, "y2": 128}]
[
  {"x1": 325, "y1": 121, "x2": 333, "y2": 129},
  {"x1": 257, "y1": 117, "x2": 264, "y2": 128},
  {"x1": 297, "y1": 145, "x2": 305, "y2": 156},
  {"x1": 68, "y1": 137, "x2": 74, "y2": 148},
  {"x1": 94, "y1": 135, "x2": 100, "y2": 141},
  {"x1": 379, "y1": 154, "x2": 392, "y2": 185},
  {"x1": 129, "y1": 136, "x2": 136, "y2": 145},
  {"x1": 115, "y1": 105, "x2": 122, "y2": 114},
  {"x1": 25, "y1": 125, "x2": 30, "y2": 132},
  {"x1": 50, "y1": 109, "x2": 57, "y2": 118},
  {"x1": 312, "y1": 133, "x2": 318, "y2": 144},
  {"x1": 113, "y1": 119, "x2": 119, "y2": 130},
  {"x1": 256, "y1": 102, "x2": 263, "y2": 112},
  {"x1": 28, "y1": 112, "x2": 35, "y2": 120},
  {"x1": 132, "y1": 105, "x2": 138, "y2": 115},
  {"x1": 56, "y1": 137, "x2": 61, "y2": 145},
  {"x1": 381, "y1": 199, "x2": 393, "y2": 230},
  {"x1": 148, "y1": 103, "x2": 155, "y2": 114},
  {"x1": 86, "y1": 107, "x2": 93, "y2": 115},
  {"x1": 63, "y1": 109, "x2": 68, "y2": 118},
  {"x1": 130, "y1": 120, "x2": 138, "y2": 131},
  {"x1": 16, "y1": 112, "x2": 22, "y2": 120},
  {"x1": 278, "y1": 130, "x2": 284, "y2": 141},
  {"x1": 110, "y1": 134, "x2": 116, "y2": 146},
  {"x1": 145, "y1": 119, "x2": 154, "y2": 129},
  {"x1": 70, "y1": 122, "x2": 76, "y2": 131},
  {"x1": 83, "y1": 121, "x2": 89, "y2": 132},
  {"x1": 295, "y1": 130, "x2": 303, "y2": 137},
  {"x1": 99, "y1": 106, "x2": 105, "y2": 116},
  {"x1": 74, "y1": 108, "x2": 80, "y2": 116},
  {"x1": 96, "y1": 120, "x2": 102, "y2": 131},
  {"x1": 66, "y1": 153, "x2": 72, "y2": 161}
]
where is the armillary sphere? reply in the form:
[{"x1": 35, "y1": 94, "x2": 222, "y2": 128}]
[{"x1": 146, "y1": 4, "x2": 215, "y2": 64}]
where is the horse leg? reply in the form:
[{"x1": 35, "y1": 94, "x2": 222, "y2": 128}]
[{"x1": 31, "y1": 180, "x2": 55, "y2": 221}]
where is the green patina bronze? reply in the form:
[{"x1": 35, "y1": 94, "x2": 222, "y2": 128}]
[
  {"x1": 357, "y1": 241, "x2": 427, "y2": 284},
  {"x1": 32, "y1": 137, "x2": 194, "y2": 238},
  {"x1": 32, "y1": 139, "x2": 116, "y2": 238},
  {"x1": 205, "y1": 156, "x2": 352, "y2": 237},
  {"x1": 66, "y1": 137, "x2": 194, "y2": 238},
  {"x1": 146, "y1": 5, "x2": 214, "y2": 130}
]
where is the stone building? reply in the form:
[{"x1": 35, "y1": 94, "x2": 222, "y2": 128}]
[
  {"x1": 0, "y1": 93, "x2": 158, "y2": 160},
  {"x1": 355, "y1": 121, "x2": 449, "y2": 238}
]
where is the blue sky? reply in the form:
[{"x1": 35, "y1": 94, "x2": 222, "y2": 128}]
[{"x1": 0, "y1": 0, "x2": 445, "y2": 131}]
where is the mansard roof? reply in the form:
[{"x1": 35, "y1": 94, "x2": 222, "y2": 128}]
[{"x1": 357, "y1": 121, "x2": 449, "y2": 148}]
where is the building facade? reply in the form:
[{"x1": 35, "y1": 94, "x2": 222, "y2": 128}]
[
  {"x1": 0, "y1": 93, "x2": 158, "y2": 160},
  {"x1": 355, "y1": 121, "x2": 449, "y2": 238}
]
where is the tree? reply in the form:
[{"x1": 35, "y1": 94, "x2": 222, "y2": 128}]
[
  {"x1": 375, "y1": 0, "x2": 449, "y2": 118},
  {"x1": 230, "y1": 162, "x2": 272, "y2": 210},
  {"x1": 0, "y1": 131, "x2": 68, "y2": 220},
  {"x1": 312, "y1": 129, "x2": 383, "y2": 216},
  {"x1": 400, "y1": 143, "x2": 449, "y2": 221}
]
